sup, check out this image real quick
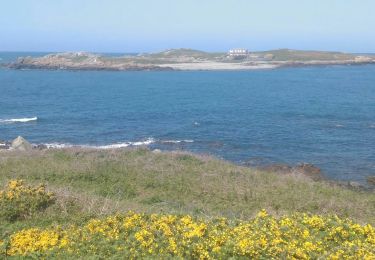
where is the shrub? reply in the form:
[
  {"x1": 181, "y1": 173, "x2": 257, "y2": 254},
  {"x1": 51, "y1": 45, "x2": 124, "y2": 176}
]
[
  {"x1": 0, "y1": 180, "x2": 55, "y2": 221},
  {"x1": 2, "y1": 211, "x2": 374, "y2": 258}
]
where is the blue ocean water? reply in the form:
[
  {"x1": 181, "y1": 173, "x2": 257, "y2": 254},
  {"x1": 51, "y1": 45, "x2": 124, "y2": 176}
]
[{"x1": 1, "y1": 52, "x2": 375, "y2": 182}]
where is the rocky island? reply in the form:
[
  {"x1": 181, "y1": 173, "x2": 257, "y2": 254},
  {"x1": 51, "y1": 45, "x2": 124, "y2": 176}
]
[{"x1": 5, "y1": 48, "x2": 375, "y2": 71}]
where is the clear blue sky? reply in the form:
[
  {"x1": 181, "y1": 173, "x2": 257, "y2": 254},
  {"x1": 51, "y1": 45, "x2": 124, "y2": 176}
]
[{"x1": 1, "y1": 0, "x2": 374, "y2": 53}]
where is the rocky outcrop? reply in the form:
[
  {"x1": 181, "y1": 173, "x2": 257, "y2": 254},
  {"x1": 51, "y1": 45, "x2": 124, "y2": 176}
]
[
  {"x1": 367, "y1": 176, "x2": 375, "y2": 186},
  {"x1": 260, "y1": 163, "x2": 323, "y2": 180},
  {"x1": 293, "y1": 163, "x2": 322, "y2": 180},
  {"x1": 7, "y1": 53, "x2": 175, "y2": 71},
  {"x1": 11, "y1": 136, "x2": 33, "y2": 151}
]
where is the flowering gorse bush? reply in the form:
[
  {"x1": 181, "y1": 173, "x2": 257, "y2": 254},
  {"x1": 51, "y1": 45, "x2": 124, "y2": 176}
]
[
  {"x1": 2, "y1": 210, "x2": 374, "y2": 259},
  {"x1": 0, "y1": 179, "x2": 55, "y2": 221}
]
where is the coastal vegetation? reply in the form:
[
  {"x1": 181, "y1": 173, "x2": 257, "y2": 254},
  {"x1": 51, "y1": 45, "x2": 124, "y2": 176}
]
[{"x1": 0, "y1": 148, "x2": 374, "y2": 258}]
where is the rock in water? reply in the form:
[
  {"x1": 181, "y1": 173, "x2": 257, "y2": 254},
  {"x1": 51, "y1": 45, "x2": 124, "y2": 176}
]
[{"x1": 11, "y1": 136, "x2": 32, "y2": 151}]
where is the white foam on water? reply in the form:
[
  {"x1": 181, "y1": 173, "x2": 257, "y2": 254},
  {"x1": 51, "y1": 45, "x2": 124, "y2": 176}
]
[
  {"x1": 0, "y1": 117, "x2": 38, "y2": 123},
  {"x1": 42, "y1": 138, "x2": 195, "y2": 149},
  {"x1": 43, "y1": 138, "x2": 156, "y2": 150},
  {"x1": 96, "y1": 138, "x2": 155, "y2": 149},
  {"x1": 44, "y1": 143, "x2": 74, "y2": 149},
  {"x1": 161, "y1": 139, "x2": 194, "y2": 144}
]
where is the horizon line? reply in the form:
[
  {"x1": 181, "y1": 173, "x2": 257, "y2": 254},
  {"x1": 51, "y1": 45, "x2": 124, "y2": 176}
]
[{"x1": 1, "y1": 48, "x2": 375, "y2": 55}]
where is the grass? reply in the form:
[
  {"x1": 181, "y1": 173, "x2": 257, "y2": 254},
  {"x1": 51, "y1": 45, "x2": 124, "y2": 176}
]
[{"x1": 0, "y1": 148, "x2": 374, "y2": 238}]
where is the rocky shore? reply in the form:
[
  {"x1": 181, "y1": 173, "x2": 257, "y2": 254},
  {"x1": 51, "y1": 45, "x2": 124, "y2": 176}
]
[
  {"x1": 4, "y1": 49, "x2": 375, "y2": 71},
  {"x1": 0, "y1": 136, "x2": 46, "y2": 151},
  {"x1": 2, "y1": 136, "x2": 374, "y2": 189},
  {"x1": 7, "y1": 52, "x2": 174, "y2": 71}
]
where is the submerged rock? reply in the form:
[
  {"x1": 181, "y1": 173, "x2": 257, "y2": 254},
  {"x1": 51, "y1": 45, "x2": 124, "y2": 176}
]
[{"x1": 11, "y1": 136, "x2": 32, "y2": 151}]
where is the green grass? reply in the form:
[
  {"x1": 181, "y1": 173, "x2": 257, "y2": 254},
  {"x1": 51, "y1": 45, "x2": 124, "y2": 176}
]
[{"x1": 0, "y1": 148, "x2": 374, "y2": 238}]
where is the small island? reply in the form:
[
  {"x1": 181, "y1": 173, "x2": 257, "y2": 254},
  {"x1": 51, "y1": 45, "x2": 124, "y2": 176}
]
[{"x1": 6, "y1": 48, "x2": 375, "y2": 71}]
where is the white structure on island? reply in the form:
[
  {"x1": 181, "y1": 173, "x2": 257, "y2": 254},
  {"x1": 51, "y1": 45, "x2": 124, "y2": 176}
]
[{"x1": 228, "y1": 48, "x2": 249, "y2": 57}]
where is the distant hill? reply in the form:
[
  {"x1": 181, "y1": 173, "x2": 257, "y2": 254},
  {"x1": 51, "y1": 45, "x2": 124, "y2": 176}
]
[
  {"x1": 146, "y1": 48, "x2": 225, "y2": 59},
  {"x1": 255, "y1": 49, "x2": 356, "y2": 61}
]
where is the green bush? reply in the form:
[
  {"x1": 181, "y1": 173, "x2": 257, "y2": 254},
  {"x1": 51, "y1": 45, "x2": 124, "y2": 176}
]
[{"x1": 0, "y1": 180, "x2": 55, "y2": 221}]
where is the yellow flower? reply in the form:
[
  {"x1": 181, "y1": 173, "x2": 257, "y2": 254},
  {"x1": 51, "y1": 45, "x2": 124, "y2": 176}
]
[
  {"x1": 257, "y1": 209, "x2": 268, "y2": 218},
  {"x1": 3, "y1": 210, "x2": 375, "y2": 258}
]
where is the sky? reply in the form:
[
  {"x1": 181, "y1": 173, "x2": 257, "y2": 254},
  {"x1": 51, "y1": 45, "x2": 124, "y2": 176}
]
[{"x1": 1, "y1": 0, "x2": 374, "y2": 53}]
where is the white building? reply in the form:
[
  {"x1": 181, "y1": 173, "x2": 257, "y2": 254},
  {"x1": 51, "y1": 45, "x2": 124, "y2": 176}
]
[{"x1": 228, "y1": 48, "x2": 249, "y2": 57}]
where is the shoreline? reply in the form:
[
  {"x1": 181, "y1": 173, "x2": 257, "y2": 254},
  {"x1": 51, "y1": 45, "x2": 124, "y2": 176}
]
[
  {"x1": 5, "y1": 60, "x2": 375, "y2": 72},
  {"x1": 2, "y1": 138, "x2": 374, "y2": 190}
]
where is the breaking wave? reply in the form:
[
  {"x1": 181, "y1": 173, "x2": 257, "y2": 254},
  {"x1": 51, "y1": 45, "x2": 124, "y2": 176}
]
[
  {"x1": 44, "y1": 138, "x2": 156, "y2": 150},
  {"x1": 42, "y1": 138, "x2": 193, "y2": 150},
  {"x1": 160, "y1": 140, "x2": 194, "y2": 144},
  {"x1": 0, "y1": 117, "x2": 38, "y2": 124}
]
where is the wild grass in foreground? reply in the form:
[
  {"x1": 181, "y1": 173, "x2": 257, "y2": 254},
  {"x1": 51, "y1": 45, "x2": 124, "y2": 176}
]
[{"x1": 0, "y1": 148, "x2": 374, "y2": 258}]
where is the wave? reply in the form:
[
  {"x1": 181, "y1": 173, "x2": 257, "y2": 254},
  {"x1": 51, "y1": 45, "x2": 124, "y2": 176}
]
[
  {"x1": 44, "y1": 143, "x2": 73, "y2": 149},
  {"x1": 0, "y1": 117, "x2": 38, "y2": 123},
  {"x1": 160, "y1": 139, "x2": 194, "y2": 144},
  {"x1": 97, "y1": 138, "x2": 155, "y2": 149},
  {"x1": 42, "y1": 138, "x2": 194, "y2": 150},
  {"x1": 43, "y1": 138, "x2": 156, "y2": 150}
]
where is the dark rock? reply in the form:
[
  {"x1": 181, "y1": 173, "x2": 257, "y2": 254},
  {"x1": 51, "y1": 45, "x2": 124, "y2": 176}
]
[
  {"x1": 367, "y1": 176, "x2": 375, "y2": 186},
  {"x1": 260, "y1": 163, "x2": 323, "y2": 180},
  {"x1": 34, "y1": 144, "x2": 48, "y2": 150},
  {"x1": 0, "y1": 140, "x2": 11, "y2": 150}
]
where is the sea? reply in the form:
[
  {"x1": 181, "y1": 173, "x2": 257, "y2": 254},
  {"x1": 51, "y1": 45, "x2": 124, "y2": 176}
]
[{"x1": 1, "y1": 52, "x2": 374, "y2": 183}]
